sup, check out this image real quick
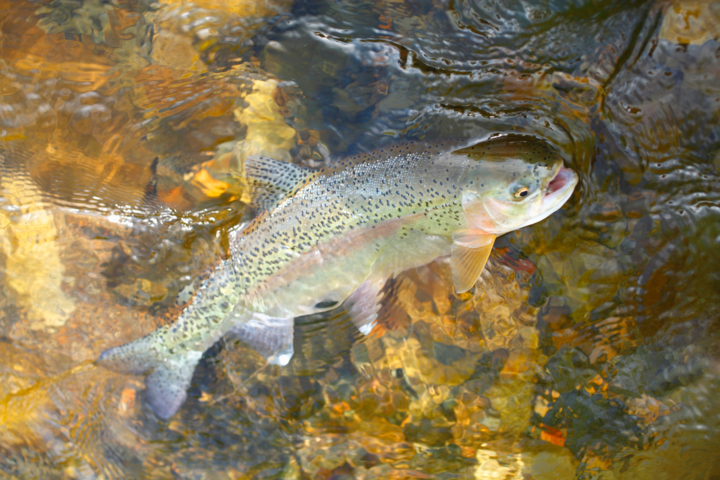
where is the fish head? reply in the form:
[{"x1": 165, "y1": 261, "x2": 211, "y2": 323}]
[{"x1": 455, "y1": 135, "x2": 578, "y2": 235}]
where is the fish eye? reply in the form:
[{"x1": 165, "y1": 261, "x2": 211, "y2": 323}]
[{"x1": 513, "y1": 186, "x2": 530, "y2": 198}]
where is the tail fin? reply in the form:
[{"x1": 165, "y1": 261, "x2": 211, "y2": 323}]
[
  {"x1": 143, "y1": 351, "x2": 203, "y2": 419},
  {"x1": 97, "y1": 332, "x2": 203, "y2": 419}
]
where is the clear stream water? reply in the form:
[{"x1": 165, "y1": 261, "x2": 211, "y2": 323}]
[{"x1": 1, "y1": 0, "x2": 719, "y2": 478}]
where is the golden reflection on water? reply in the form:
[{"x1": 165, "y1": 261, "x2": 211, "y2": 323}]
[{"x1": 1, "y1": 0, "x2": 720, "y2": 477}]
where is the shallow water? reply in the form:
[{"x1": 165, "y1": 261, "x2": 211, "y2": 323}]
[{"x1": 1, "y1": 0, "x2": 720, "y2": 477}]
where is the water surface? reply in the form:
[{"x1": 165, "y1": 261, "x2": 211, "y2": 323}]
[{"x1": 1, "y1": 0, "x2": 720, "y2": 477}]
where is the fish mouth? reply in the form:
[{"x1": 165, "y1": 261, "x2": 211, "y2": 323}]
[
  {"x1": 544, "y1": 167, "x2": 577, "y2": 200},
  {"x1": 515, "y1": 166, "x2": 578, "y2": 230}
]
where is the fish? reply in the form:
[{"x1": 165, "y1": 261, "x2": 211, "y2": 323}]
[{"x1": 97, "y1": 134, "x2": 579, "y2": 419}]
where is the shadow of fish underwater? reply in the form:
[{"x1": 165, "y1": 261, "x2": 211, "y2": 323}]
[{"x1": 98, "y1": 134, "x2": 578, "y2": 419}]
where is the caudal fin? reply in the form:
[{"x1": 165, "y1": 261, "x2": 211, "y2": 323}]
[
  {"x1": 143, "y1": 351, "x2": 203, "y2": 419},
  {"x1": 97, "y1": 332, "x2": 203, "y2": 419}
]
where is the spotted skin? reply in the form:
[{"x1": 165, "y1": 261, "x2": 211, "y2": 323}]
[{"x1": 98, "y1": 135, "x2": 577, "y2": 419}]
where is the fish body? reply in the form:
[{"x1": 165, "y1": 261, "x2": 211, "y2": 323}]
[{"x1": 98, "y1": 135, "x2": 578, "y2": 418}]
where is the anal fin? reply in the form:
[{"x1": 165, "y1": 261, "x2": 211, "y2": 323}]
[
  {"x1": 344, "y1": 279, "x2": 387, "y2": 335},
  {"x1": 231, "y1": 314, "x2": 294, "y2": 366}
]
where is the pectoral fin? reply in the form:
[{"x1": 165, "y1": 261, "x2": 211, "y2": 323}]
[{"x1": 451, "y1": 233, "x2": 496, "y2": 294}]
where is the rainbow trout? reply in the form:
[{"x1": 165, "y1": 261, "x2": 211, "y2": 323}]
[{"x1": 98, "y1": 135, "x2": 578, "y2": 418}]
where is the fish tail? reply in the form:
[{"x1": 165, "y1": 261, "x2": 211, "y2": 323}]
[{"x1": 97, "y1": 327, "x2": 203, "y2": 419}]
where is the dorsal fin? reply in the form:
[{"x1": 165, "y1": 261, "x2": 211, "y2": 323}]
[{"x1": 244, "y1": 155, "x2": 318, "y2": 211}]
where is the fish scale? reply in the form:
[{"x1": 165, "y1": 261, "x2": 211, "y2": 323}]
[
  {"x1": 238, "y1": 153, "x2": 467, "y2": 285},
  {"x1": 98, "y1": 135, "x2": 578, "y2": 419}
]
